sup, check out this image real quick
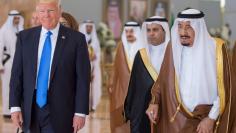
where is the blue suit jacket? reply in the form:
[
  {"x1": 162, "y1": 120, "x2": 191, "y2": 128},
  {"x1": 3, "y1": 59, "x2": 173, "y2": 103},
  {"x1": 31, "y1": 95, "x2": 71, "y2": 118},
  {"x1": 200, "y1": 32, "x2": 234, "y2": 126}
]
[{"x1": 9, "y1": 25, "x2": 91, "y2": 133}]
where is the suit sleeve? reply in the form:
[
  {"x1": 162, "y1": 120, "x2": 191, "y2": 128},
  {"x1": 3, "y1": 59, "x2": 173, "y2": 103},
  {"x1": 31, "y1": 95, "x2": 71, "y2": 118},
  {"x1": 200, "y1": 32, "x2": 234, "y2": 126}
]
[
  {"x1": 75, "y1": 34, "x2": 91, "y2": 115},
  {"x1": 9, "y1": 32, "x2": 23, "y2": 108}
]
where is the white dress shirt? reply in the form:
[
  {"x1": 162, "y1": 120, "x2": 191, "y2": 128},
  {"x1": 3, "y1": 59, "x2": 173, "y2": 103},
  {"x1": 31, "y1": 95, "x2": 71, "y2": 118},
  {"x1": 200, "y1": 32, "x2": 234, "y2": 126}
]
[{"x1": 11, "y1": 23, "x2": 85, "y2": 117}]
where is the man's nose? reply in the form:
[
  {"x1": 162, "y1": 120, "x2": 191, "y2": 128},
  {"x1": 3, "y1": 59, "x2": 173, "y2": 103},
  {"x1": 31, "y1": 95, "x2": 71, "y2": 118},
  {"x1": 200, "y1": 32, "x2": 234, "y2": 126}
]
[
  {"x1": 44, "y1": 12, "x2": 50, "y2": 17},
  {"x1": 180, "y1": 29, "x2": 187, "y2": 36},
  {"x1": 150, "y1": 31, "x2": 155, "y2": 36}
]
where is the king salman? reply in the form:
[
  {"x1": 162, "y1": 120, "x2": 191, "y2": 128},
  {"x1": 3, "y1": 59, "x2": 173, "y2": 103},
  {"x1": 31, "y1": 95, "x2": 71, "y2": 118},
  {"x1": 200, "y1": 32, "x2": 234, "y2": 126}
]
[{"x1": 146, "y1": 8, "x2": 233, "y2": 133}]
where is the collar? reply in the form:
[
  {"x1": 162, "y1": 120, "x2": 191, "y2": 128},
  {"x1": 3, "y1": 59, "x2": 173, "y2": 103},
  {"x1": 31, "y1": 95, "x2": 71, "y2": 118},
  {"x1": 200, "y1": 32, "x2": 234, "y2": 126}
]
[{"x1": 41, "y1": 23, "x2": 60, "y2": 36}]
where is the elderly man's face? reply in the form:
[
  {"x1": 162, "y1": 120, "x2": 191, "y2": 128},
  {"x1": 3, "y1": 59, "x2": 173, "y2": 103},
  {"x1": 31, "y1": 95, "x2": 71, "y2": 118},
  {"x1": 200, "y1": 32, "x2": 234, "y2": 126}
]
[
  {"x1": 147, "y1": 23, "x2": 165, "y2": 46},
  {"x1": 36, "y1": 1, "x2": 61, "y2": 30},
  {"x1": 178, "y1": 21, "x2": 195, "y2": 47},
  {"x1": 86, "y1": 24, "x2": 93, "y2": 34},
  {"x1": 125, "y1": 28, "x2": 136, "y2": 43},
  {"x1": 13, "y1": 16, "x2": 20, "y2": 26}
]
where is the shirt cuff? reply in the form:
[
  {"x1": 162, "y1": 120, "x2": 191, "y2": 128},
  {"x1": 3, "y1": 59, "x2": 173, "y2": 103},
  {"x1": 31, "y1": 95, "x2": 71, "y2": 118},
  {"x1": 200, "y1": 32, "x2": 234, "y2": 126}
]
[
  {"x1": 11, "y1": 107, "x2": 21, "y2": 113},
  {"x1": 75, "y1": 113, "x2": 86, "y2": 117},
  {"x1": 208, "y1": 97, "x2": 220, "y2": 120}
]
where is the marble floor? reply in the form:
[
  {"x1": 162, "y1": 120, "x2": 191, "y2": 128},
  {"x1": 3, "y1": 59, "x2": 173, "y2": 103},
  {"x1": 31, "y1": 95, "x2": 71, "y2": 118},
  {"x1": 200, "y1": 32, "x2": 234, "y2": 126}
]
[{"x1": 0, "y1": 88, "x2": 111, "y2": 133}]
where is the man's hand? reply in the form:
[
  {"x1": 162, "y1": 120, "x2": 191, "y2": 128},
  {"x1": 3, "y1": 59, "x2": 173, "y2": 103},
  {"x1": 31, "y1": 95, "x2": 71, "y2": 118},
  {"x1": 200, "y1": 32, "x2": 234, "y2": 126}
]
[
  {"x1": 11, "y1": 111, "x2": 23, "y2": 129},
  {"x1": 73, "y1": 115, "x2": 86, "y2": 133},
  {"x1": 108, "y1": 87, "x2": 112, "y2": 94},
  {"x1": 146, "y1": 104, "x2": 158, "y2": 124},
  {"x1": 197, "y1": 117, "x2": 215, "y2": 133},
  {"x1": 90, "y1": 55, "x2": 96, "y2": 61}
]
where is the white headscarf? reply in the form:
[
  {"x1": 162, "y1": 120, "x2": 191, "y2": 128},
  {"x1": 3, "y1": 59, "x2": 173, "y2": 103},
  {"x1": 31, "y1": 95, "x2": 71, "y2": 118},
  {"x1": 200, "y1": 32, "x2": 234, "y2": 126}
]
[
  {"x1": 141, "y1": 16, "x2": 170, "y2": 73},
  {"x1": 0, "y1": 10, "x2": 24, "y2": 63},
  {"x1": 79, "y1": 20, "x2": 100, "y2": 56},
  {"x1": 0, "y1": 10, "x2": 24, "y2": 33},
  {"x1": 79, "y1": 20, "x2": 102, "y2": 110},
  {"x1": 171, "y1": 9, "x2": 218, "y2": 114},
  {"x1": 121, "y1": 21, "x2": 144, "y2": 62}
]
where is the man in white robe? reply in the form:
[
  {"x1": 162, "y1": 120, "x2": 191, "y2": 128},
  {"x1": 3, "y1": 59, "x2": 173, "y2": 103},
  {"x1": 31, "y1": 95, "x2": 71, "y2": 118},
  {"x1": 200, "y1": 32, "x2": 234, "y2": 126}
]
[
  {"x1": 80, "y1": 20, "x2": 102, "y2": 111},
  {"x1": 0, "y1": 10, "x2": 24, "y2": 116}
]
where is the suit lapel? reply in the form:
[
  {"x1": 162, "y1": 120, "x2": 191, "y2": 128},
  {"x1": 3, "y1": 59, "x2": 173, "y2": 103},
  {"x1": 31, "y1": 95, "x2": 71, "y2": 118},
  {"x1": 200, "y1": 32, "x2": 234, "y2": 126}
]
[
  {"x1": 32, "y1": 27, "x2": 41, "y2": 88},
  {"x1": 50, "y1": 25, "x2": 67, "y2": 83}
]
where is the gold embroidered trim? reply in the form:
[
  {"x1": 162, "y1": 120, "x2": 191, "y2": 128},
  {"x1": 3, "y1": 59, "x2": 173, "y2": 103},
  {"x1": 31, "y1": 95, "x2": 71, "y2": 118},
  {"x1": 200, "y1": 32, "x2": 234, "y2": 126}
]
[
  {"x1": 214, "y1": 38, "x2": 232, "y2": 133},
  {"x1": 140, "y1": 48, "x2": 159, "y2": 104},
  {"x1": 124, "y1": 51, "x2": 133, "y2": 72},
  {"x1": 139, "y1": 48, "x2": 158, "y2": 81},
  {"x1": 170, "y1": 104, "x2": 181, "y2": 123},
  {"x1": 215, "y1": 38, "x2": 226, "y2": 115},
  {"x1": 214, "y1": 116, "x2": 221, "y2": 133},
  {"x1": 173, "y1": 76, "x2": 194, "y2": 120}
]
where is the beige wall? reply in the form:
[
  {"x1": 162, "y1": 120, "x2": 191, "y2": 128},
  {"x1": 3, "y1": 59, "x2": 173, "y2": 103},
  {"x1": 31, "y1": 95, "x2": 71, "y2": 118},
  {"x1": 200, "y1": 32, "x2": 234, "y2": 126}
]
[
  {"x1": 225, "y1": 0, "x2": 236, "y2": 41},
  {"x1": 0, "y1": 0, "x2": 36, "y2": 28}
]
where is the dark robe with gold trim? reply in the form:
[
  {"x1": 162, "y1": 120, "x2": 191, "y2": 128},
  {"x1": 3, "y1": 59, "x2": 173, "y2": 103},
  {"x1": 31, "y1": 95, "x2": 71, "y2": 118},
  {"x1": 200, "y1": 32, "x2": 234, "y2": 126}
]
[
  {"x1": 150, "y1": 38, "x2": 232, "y2": 133},
  {"x1": 124, "y1": 47, "x2": 160, "y2": 133},
  {"x1": 109, "y1": 42, "x2": 131, "y2": 133}
]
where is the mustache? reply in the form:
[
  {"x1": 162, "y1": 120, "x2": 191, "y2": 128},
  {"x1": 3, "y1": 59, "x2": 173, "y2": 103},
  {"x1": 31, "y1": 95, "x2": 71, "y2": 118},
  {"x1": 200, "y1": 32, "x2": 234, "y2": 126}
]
[
  {"x1": 181, "y1": 43, "x2": 191, "y2": 46},
  {"x1": 148, "y1": 37, "x2": 156, "y2": 40},
  {"x1": 127, "y1": 35, "x2": 133, "y2": 37},
  {"x1": 180, "y1": 35, "x2": 190, "y2": 39}
]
